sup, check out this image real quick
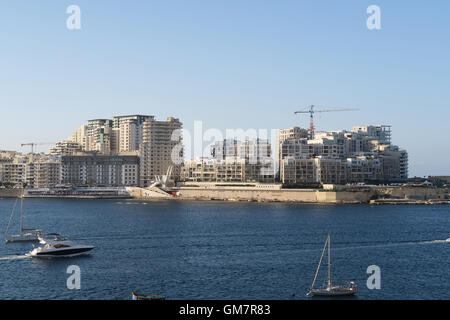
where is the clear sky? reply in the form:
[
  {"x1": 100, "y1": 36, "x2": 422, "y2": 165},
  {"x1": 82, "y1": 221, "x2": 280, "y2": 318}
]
[{"x1": 0, "y1": 1, "x2": 449, "y2": 177}]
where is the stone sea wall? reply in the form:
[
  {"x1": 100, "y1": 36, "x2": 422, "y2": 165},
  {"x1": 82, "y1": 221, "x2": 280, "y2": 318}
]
[
  {"x1": 177, "y1": 188, "x2": 373, "y2": 204},
  {"x1": 0, "y1": 189, "x2": 23, "y2": 198}
]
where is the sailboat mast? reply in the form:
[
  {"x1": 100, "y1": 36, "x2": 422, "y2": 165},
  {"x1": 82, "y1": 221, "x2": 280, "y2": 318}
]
[
  {"x1": 328, "y1": 234, "x2": 331, "y2": 287},
  {"x1": 5, "y1": 198, "x2": 19, "y2": 236},
  {"x1": 19, "y1": 196, "x2": 24, "y2": 233},
  {"x1": 310, "y1": 235, "x2": 328, "y2": 290}
]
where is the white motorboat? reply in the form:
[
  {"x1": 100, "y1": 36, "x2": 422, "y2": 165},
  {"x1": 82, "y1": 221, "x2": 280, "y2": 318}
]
[
  {"x1": 26, "y1": 236, "x2": 94, "y2": 258},
  {"x1": 38, "y1": 233, "x2": 69, "y2": 244},
  {"x1": 5, "y1": 196, "x2": 42, "y2": 243},
  {"x1": 306, "y1": 234, "x2": 358, "y2": 297},
  {"x1": 446, "y1": 238, "x2": 450, "y2": 243}
]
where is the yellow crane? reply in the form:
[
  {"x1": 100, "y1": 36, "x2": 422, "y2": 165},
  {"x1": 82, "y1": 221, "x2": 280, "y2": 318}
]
[{"x1": 295, "y1": 105, "x2": 359, "y2": 139}]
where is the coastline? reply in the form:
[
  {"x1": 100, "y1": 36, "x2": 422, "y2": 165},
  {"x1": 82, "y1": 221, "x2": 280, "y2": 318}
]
[{"x1": 1, "y1": 186, "x2": 448, "y2": 205}]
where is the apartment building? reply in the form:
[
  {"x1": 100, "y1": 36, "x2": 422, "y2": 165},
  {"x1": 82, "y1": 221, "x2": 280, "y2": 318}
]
[
  {"x1": 211, "y1": 138, "x2": 272, "y2": 163},
  {"x1": 139, "y1": 117, "x2": 183, "y2": 187},
  {"x1": 0, "y1": 161, "x2": 26, "y2": 186},
  {"x1": 113, "y1": 115, "x2": 153, "y2": 153},
  {"x1": 68, "y1": 115, "x2": 156, "y2": 155},
  {"x1": 34, "y1": 160, "x2": 61, "y2": 188},
  {"x1": 181, "y1": 158, "x2": 275, "y2": 183},
  {"x1": 70, "y1": 125, "x2": 89, "y2": 150},
  {"x1": 0, "y1": 154, "x2": 61, "y2": 188},
  {"x1": 182, "y1": 138, "x2": 275, "y2": 183},
  {"x1": 83, "y1": 119, "x2": 114, "y2": 154},
  {"x1": 50, "y1": 141, "x2": 82, "y2": 156},
  {"x1": 61, "y1": 154, "x2": 139, "y2": 187},
  {"x1": 279, "y1": 125, "x2": 408, "y2": 185},
  {"x1": 281, "y1": 156, "x2": 383, "y2": 185}
]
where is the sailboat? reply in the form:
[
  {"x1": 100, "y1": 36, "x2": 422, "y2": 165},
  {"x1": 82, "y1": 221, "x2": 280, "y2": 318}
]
[
  {"x1": 306, "y1": 234, "x2": 358, "y2": 297},
  {"x1": 5, "y1": 196, "x2": 42, "y2": 243}
]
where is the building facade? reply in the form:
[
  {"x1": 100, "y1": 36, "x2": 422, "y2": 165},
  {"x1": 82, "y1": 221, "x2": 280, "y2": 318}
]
[
  {"x1": 181, "y1": 158, "x2": 275, "y2": 184},
  {"x1": 113, "y1": 115, "x2": 153, "y2": 153},
  {"x1": 279, "y1": 125, "x2": 408, "y2": 185},
  {"x1": 61, "y1": 154, "x2": 139, "y2": 187},
  {"x1": 139, "y1": 117, "x2": 183, "y2": 187}
]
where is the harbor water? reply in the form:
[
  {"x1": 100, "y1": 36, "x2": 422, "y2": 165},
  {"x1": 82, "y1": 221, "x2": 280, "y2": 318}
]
[{"x1": 0, "y1": 199, "x2": 448, "y2": 300}]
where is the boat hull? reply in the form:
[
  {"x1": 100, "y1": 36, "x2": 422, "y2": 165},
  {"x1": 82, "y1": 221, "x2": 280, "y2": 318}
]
[
  {"x1": 28, "y1": 246, "x2": 94, "y2": 258},
  {"x1": 131, "y1": 292, "x2": 165, "y2": 300},
  {"x1": 309, "y1": 289, "x2": 357, "y2": 297},
  {"x1": 309, "y1": 285, "x2": 358, "y2": 297},
  {"x1": 5, "y1": 233, "x2": 40, "y2": 243}
]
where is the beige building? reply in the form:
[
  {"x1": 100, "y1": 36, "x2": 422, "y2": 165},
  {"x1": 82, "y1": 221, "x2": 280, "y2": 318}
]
[
  {"x1": 181, "y1": 158, "x2": 275, "y2": 184},
  {"x1": 0, "y1": 154, "x2": 61, "y2": 188},
  {"x1": 33, "y1": 160, "x2": 61, "y2": 188},
  {"x1": 50, "y1": 141, "x2": 82, "y2": 156},
  {"x1": 70, "y1": 125, "x2": 89, "y2": 150},
  {"x1": 139, "y1": 117, "x2": 183, "y2": 186},
  {"x1": 69, "y1": 115, "x2": 155, "y2": 155},
  {"x1": 0, "y1": 161, "x2": 26, "y2": 187},
  {"x1": 279, "y1": 125, "x2": 408, "y2": 185},
  {"x1": 113, "y1": 115, "x2": 153, "y2": 153},
  {"x1": 61, "y1": 154, "x2": 139, "y2": 187}
]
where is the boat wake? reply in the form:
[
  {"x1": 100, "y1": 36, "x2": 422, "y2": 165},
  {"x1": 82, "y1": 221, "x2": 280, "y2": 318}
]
[
  {"x1": 419, "y1": 239, "x2": 447, "y2": 245},
  {"x1": 0, "y1": 254, "x2": 30, "y2": 261},
  {"x1": 332, "y1": 239, "x2": 449, "y2": 251}
]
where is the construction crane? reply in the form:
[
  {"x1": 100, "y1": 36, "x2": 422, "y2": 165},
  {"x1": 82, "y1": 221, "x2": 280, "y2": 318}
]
[
  {"x1": 294, "y1": 105, "x2": 359, "y2": 139},
  {"x1": 21, "y1": 142, "x2": 55, "y2": 154}
]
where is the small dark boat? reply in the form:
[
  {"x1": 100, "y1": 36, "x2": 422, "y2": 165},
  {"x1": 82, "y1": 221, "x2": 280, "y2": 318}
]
[{"x1": 131, "y1": 291, "x2": 165, "y2": 300}]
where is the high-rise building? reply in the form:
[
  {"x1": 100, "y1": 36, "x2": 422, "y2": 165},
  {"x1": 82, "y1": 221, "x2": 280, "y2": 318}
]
[
  {"x1": 85, "y1": 119, "x2": 113, "y2": 153},
  {"x1": 113, "y1": 115, "x2": 153, "y2": 153},
  {"x1": 139, "y1": 117, "x2": 183, "y2": 187},
  {"x1": 70, "y1": 125, "x2": 89, "y2": 150}
]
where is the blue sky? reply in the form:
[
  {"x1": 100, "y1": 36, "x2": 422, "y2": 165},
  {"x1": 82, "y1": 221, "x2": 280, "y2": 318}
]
[{"x1": 0, "y1": 1, "x2": 449, "y2": 177}]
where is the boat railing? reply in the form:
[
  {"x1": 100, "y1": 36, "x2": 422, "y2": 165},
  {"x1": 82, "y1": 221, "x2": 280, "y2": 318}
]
[{"x1": 330, "y1": 282, "x2": 358, "y2": 289}]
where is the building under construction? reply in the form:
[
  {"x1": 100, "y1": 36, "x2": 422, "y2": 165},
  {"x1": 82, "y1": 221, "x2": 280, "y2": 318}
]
[{"x1": 279, "y1": 125, "x2": 408, "y2": 186}]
